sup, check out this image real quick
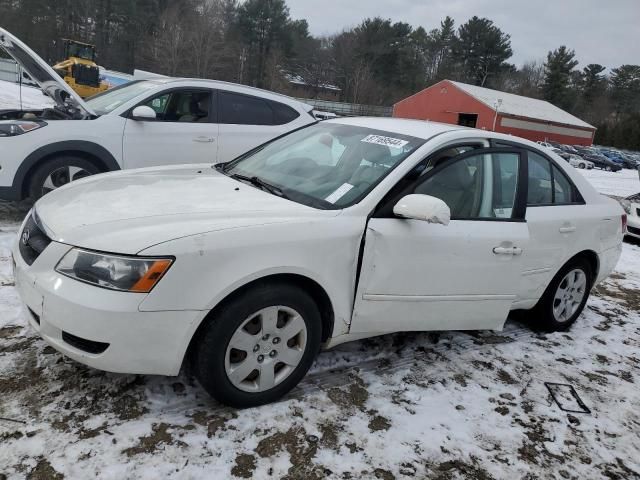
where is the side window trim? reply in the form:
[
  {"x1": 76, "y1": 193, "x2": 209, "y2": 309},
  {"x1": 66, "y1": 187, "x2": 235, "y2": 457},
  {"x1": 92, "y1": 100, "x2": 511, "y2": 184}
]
[
  {"x1": 126, "y1": 87, "x2": 216, "y2": 123},
  {"x1": 373, "y1": 142, "x2": 485, "y2": 218},
  {"x1": 490, "y1": 139, "x2": 585, "y2": 207},
  {"x1": 374, "y1": 145, "x2": 528, "y2": 222}
]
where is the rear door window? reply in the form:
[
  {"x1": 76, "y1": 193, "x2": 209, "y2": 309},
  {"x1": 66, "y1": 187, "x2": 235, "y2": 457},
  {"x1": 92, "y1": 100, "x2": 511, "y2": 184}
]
[
  {"x1": 219, "y1": 91, "x2": 273, "y2": 125},
  {"x1": 219, "y1": 91, "x2": 300, "y2": 125},
  {"x1": 527, "y1": 152, "x2": 581, "y2": 205},
  {"x1": 527, "y1": 153, "x2": 553, "y2": 205}
]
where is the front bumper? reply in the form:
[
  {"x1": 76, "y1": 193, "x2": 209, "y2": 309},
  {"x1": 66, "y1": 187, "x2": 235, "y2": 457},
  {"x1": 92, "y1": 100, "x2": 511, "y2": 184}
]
[{"x1": 12, "y1": 239, "x2": 203, "y2": 376}]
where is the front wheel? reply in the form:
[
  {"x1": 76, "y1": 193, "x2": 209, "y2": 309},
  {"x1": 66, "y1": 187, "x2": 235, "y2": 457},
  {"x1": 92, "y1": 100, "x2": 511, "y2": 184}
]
[
  {"x1": 28, "y1": 155, "x2": 100, "y2": 200},
  {"x1": 530, "y1": 259, "x2": 592, "y2": 332},
  {"x1": 578, "y1": 163, "x2": 585, "y2": 169},
  {"x1": 193, "y1": 282, "x2": 322, "y2": 408}
]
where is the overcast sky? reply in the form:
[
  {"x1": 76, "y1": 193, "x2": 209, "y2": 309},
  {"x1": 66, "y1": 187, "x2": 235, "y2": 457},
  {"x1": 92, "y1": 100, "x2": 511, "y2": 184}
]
[{"x1": 286, "y1": 0, "x2": 640, "y2": 69}]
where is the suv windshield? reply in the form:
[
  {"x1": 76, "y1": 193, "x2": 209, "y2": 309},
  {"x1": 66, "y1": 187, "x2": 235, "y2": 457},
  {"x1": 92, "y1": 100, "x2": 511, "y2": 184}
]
[
  {"x1": 86, "y1": 80, "x2": 162, "y2": 115},
  {"x1": 223, "y1": 122, "x2": 424, "y2": 209}
]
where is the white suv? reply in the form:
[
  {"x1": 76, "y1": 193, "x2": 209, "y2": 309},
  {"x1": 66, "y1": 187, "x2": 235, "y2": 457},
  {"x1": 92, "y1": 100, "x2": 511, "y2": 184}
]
[{"x1": 0, "y1": 28, "x2": 314, "y2": 200}]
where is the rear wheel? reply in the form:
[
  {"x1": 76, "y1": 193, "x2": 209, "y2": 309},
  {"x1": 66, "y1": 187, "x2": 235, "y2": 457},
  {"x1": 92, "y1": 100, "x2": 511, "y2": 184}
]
[
  {"x1": 578, "y1": 163, "x2": 585, "y2": 169},
  {"x1": 193, "y1": 282, "x2": 322, "y2": 408},
  {"x1": 530, "y1": 259, "x2": 592, "y2": 332},
  {"x1": 28, "y1": 155, "x2": 100, "y2": 200}
]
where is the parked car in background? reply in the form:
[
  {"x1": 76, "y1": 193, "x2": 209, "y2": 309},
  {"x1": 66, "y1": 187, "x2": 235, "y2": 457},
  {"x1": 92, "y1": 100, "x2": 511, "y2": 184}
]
[
  {"x1": 566, "y1": 154, "x2": 594, "y2": 169},
  {"x1": 14, "y1": 118, "x2": 624, "y2": 407},
  {"x1": 550, "y1": 148, "x2": 570, "y2": 160},
  {"x1": 600, "y1": 149, "x2": 626, "y2": 165},
  {"x1": 618, "y1": 152, "x2": 640, "y2": 170},
  {"x1": 0, "y1": 28, "x2": 315, "y2": 200},
  {"x1": 574, "y1": 147, "x2": 622, "y2": 171},
  {"x1": 620, "y1": 193, "x2": 640, "y2": 239},
  {"x1": 559, "y1": 144, "x2": 580, "y2": 155}
]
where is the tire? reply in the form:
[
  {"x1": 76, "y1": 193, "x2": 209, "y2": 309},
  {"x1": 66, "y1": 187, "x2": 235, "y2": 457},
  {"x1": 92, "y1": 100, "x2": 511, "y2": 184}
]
[
  {"x1": 28, "y1": 155, "x2": 100, "y2": 200},
  {"x1": 605, "y1": 166, "x2": 612, "y2": 172},
  {"x1": 193, "y1": 282, "x2": 322, "y2": 408},
  {"x1": 530, "y1": 258, "x2": 593, "y2": 332},
  {"x1": 578, "y1": 163, "x2": 585, "y2": 169}
]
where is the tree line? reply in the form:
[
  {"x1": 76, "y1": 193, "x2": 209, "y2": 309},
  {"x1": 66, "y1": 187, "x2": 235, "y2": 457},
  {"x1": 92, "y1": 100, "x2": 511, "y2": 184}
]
[{"x1": 1, "y1": 0, "x2": 638, "y2": 149}]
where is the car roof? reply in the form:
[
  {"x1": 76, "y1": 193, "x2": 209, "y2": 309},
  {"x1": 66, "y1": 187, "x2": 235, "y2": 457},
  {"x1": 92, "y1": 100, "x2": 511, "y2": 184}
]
[
  {"x1": 152, "y1": 77, "x2": 309, "y2": 107},
  {"x1": 325, "y1": 116, "x2": 465, "y2": 139},
  {"x1": 324, "y1": 117, "x2": 559, "y2": 153}
]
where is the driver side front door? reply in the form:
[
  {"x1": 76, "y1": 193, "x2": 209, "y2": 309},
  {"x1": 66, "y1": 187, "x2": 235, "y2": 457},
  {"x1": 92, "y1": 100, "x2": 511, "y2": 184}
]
[
  {"x1": 351, "y1": 148, "x2": 529, "y2": 334},
  {"x1": 122, "y1": 88, "x2": 219, "y2": 169}
]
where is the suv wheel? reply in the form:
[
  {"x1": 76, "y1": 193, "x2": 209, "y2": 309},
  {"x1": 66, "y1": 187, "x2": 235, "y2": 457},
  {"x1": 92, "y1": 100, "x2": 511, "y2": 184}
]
[
  {"x1": 193, "y1": 282, "x2": 322, "y2": 408},
  {"x1": 28, "y1": 156, "x2": 100, "y2": 200},
  {"x1": 530, "y1": 259, "x2": 592, "y2": 332}
]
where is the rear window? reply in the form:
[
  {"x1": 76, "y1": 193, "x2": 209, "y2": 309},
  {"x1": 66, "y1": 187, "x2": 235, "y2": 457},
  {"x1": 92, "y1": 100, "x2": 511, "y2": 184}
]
[{"x1": 219, "y1": 91, "x2": 299, "y2": 126}]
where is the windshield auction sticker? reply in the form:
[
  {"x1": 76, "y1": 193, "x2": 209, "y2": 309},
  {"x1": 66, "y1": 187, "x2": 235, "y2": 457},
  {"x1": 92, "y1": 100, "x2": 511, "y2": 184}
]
[
  {"x1": 325, "y1": 183, "x2": 354, "y2": 203},
  {"x1": 361, "y1": 134, "x2": 409, "y2": 149}
]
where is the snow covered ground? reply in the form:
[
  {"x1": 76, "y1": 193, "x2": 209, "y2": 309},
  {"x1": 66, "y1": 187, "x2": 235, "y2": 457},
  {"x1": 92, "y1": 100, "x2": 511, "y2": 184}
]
[
  {"x1": 578, "y1": 167, "x2": 640, "y2": 198},
  {"x1": 0, "y1": 172, "x2": 639, "y2": 479},
  {"x1": 0, "y1": 80, "x2": 54, "y2": 110}
]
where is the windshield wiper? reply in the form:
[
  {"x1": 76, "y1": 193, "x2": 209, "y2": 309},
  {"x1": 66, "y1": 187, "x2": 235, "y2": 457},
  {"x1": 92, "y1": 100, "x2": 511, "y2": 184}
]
[{"x1": 229, "y1": 173, "x2": 289, "y2": 199}]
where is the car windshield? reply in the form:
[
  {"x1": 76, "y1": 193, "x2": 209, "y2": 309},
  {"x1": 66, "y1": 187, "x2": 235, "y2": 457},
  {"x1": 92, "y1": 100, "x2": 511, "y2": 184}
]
[
  {"x1": 223, "y1": 122, "x2": 424, "y2": 209},
  {"x1": 86, "y1": 80, "x2": 162, "y2": 115}
]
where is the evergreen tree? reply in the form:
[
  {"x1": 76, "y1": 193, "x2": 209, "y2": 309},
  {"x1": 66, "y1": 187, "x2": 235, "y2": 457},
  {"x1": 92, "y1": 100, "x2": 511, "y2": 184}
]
[
  {"x1": 542, "y1": 46, "x2": 578, "y2": 110},
  {"x1": 453, "y1": 16, "x2": 512, "y2": 87}
]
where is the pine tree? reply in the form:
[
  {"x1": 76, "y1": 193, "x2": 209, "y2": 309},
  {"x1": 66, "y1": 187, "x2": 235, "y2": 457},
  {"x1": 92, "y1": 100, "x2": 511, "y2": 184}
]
[
  {"x1": 453, "y1": 16, "x2": 512, "y2": 87},
  {"x1": 542, "y1": 46, "x2": 578, "y2": 110}
]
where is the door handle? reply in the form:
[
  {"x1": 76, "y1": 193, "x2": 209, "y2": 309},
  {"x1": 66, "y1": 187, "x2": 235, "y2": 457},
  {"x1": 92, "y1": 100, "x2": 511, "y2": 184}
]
[
  {"x1": 493, "y1": 246, "x2": 522, "y2": 255},
  {"x1": 559, "y1": 225, "x2": 576, "y2": 234},
  {"x1": 193, "y1": 136, "x2": 215, "y2": 143}
]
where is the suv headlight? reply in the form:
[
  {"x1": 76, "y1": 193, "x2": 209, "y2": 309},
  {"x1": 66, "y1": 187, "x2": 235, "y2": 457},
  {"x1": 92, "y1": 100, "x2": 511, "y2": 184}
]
[
  {"x1": 0, "y1": 121, "x2": 46, "y2": 137},
  {"x1": 55, "y1": 248, "x2": 173, "y2": 293}
]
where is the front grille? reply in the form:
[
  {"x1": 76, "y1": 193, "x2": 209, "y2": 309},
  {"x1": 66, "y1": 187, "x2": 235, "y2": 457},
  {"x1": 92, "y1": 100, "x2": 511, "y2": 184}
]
[
  {"x1": 628, "y1": 225, "x2": 640, "y2": 236},
  {"x1": 19, "y1": 214, "x2": 51, "y2": 266},
  {"x1": 62, "y1": 331, "x2": 109, "y2": 354}
]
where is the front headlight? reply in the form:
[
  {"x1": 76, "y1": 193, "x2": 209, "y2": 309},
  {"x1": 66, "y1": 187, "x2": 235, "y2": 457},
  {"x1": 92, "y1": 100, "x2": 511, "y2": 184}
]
[
  {"x1": 55, "y1": 248, "x2": 173, "y2": 293},
  {"x1": 0, "y1": 121, "x2": 46, "y2": 137},
  {"x1": 620, "y1": 199, "x2": 632, "y2": 214}
]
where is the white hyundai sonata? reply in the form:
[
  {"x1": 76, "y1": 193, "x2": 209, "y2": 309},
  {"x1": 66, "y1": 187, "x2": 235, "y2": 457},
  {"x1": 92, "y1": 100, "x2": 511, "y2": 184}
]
[{"x1": 13, "y1": 118, "x2": 625, "y2": 407}]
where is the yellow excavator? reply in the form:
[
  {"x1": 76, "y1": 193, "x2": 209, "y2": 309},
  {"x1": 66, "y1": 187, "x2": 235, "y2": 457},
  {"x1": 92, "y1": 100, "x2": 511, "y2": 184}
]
[{"x1": 52, "y1": 39, "x2": 108, "y2": 98}]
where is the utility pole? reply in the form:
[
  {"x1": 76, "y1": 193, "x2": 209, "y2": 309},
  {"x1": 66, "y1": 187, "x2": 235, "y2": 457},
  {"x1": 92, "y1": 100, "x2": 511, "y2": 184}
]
[
  {"x1": 238, "y1": 48, "x2": 247, "y2": 84},
  {"x1": 492, "y1": 99, "x2": 503, "y2": 131}
]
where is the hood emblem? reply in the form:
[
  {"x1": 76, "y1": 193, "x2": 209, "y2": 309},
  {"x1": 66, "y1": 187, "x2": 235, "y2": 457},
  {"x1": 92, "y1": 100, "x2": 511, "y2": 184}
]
[{"x1": 21, "y1": 229, "x2": 30, "y2": 246}]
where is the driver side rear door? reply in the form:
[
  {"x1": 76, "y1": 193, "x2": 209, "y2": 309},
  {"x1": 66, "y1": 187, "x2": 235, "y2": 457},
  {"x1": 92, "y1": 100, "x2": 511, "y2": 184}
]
[{"x1": 351, "y1": 147, "x2": 529, "y2": 334}]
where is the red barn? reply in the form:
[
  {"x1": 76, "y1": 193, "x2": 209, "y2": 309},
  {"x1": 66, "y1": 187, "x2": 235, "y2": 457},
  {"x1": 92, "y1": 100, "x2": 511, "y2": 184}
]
[{"x1": 393, "y1": 80, "x2": 596, "y2": 146}]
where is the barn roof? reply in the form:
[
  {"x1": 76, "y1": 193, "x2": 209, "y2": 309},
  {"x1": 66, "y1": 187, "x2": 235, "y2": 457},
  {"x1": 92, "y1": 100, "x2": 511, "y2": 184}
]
[{"x1": 448, "y1": 80, "x2": 595, "y2": 130}]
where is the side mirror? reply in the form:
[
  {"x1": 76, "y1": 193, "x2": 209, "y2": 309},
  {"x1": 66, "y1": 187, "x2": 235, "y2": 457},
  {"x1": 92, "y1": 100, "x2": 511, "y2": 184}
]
[
  {"x1": 131, "y1": 106, "x2": 156, "y2": 121},
  {"x1": 393, "y1": 194, "x2": 451, "y2": 225}
]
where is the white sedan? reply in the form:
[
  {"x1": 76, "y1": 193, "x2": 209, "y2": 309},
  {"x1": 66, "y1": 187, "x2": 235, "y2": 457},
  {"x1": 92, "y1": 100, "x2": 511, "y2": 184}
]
[
  {"x1": 620, "y1": 193, "x2": 640, "y2": 239},
  {"x1": 567, "y1": 153, "x2": 594, "y2": 170},
  {"x1": 13, "y1": 118, "x2": 625, "y2": 407}
]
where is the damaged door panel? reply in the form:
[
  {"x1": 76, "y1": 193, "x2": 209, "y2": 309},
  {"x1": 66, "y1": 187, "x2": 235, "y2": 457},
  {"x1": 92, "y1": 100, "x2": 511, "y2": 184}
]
[{"x1": 350, "y1": 219, "x2": 528, "y2": 334}]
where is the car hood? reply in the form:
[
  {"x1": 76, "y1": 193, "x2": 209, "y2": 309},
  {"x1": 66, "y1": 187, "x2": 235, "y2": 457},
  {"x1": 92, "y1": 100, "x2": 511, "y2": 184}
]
[
  {"x1": 0, "y1": 28, "x2": 96, "y2": 117},
  {"x1": 34, "y1": 165, "x2": 335, "y2": 254}
]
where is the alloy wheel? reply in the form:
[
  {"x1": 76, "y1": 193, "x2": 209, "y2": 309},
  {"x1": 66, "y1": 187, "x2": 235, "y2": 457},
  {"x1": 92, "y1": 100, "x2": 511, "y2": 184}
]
[
  {"x1": 552, "y1": 269, "x2": 587, "y2": 322},
  {"x1": 225, "y1": 306, "x2": 307, "y2": 392},
  {"x1": 42, "y1": 166, "x2": 93, "y2": 196}
]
